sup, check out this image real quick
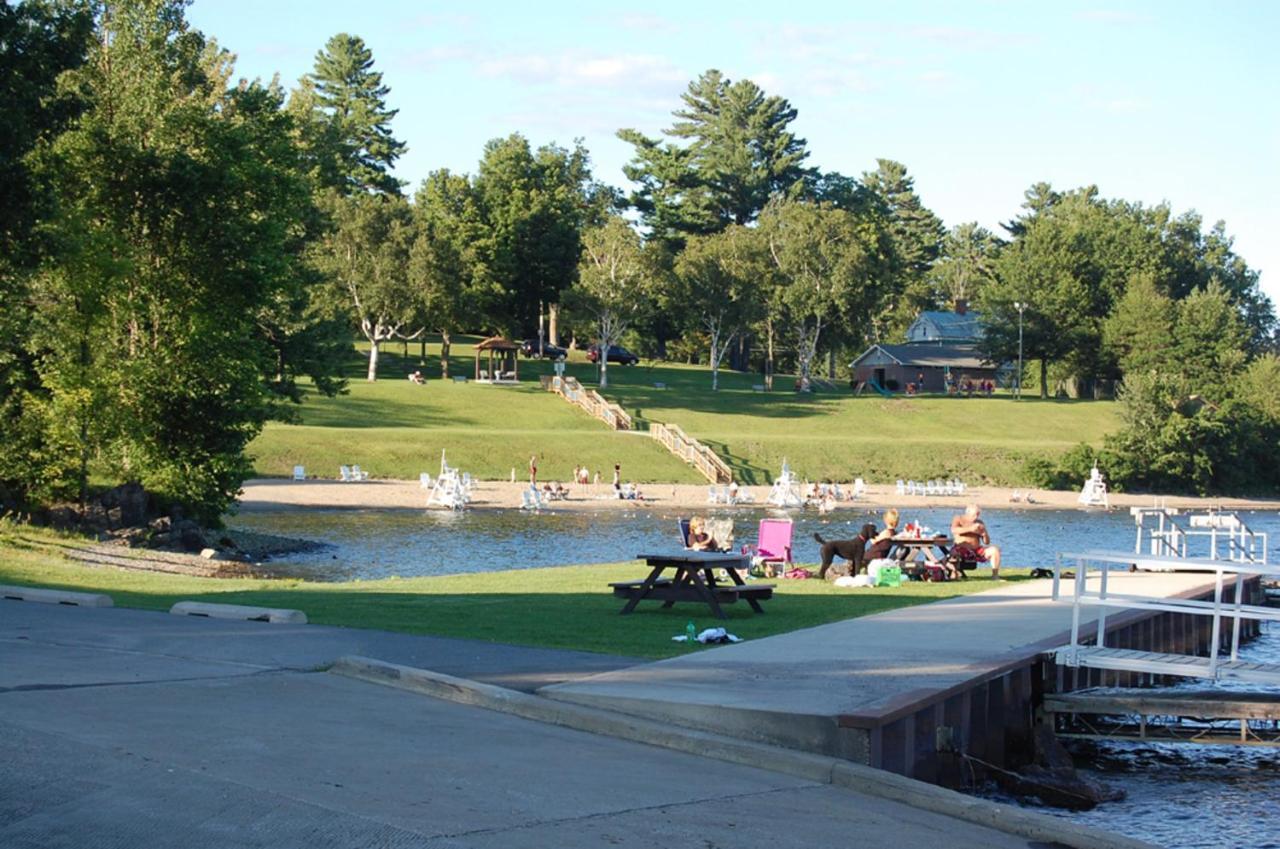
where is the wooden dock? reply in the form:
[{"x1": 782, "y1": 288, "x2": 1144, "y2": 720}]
[{"x1": 1045, "y1": 687, "x2": 1280, "y2": 746}]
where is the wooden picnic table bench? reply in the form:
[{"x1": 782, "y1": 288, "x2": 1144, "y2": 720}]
[{"x1": 612, "y1": 552, "x2": 774, "y2": 619}]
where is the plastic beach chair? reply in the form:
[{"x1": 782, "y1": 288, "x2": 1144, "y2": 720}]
[
  {"x1": 339, "y1": 465, "x2": 354, "y2": 482},
  {"x1": 751, "y1": 518, "x2": 794, "y2": 573},
  {"x1": 292, "y1": 465, "x2": 305, "y2": 481},
  {"x1": 419, "y1": 472, "x2": 432, "y2": 489}
]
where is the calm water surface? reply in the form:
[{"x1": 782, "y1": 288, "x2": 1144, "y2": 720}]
[
  {"x1": 227, "y1": 503, "x2": 1280, "y2": 847},
  {"x1": 227, "y1": 505, "x2": 1280, "y2": 581}
]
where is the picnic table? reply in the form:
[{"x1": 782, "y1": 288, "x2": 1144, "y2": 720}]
[
  {"x1": 611, "y1": 551, "x2": 774, "y2": 619},
  {"x1": 888, "y1": 535, "x2": 953, "y2": 562}
]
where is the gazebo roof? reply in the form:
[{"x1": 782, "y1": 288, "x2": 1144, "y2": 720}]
[{"x1": 475, "y1": 336, "x2": 518, "y2": 351}]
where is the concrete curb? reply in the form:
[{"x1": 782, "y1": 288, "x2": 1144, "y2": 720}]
[
  {"x1": 169, "y1": 601, "x2": 306, "y2": 624},
  {"x1": 1, "y1": 584, "x2": 113, "y2": 607},
  {"x1": 331, "y1": 655, "x2": 1154, "y2": 849}
]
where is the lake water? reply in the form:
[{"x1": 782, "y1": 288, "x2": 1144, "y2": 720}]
[
  {"x1": 1037, "y1": 622, "x2": 1280, "y2": 848},
  {"x1": 226, "y1": 504, "x2": 1280, "y2": 581},
  {"x1": 227, "y1": 503, "x2": 1280, "y2": 846}
]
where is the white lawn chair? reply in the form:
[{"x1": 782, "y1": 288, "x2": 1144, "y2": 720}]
[
  {"x1": 420, "y1": 472, "x2": 433, "y2": 489},
  {"x1": 351, "y1": 465, "x2": 370, "y2": 481},
  {"x1": 339, "y1": 465, "x2": 355, "y2": 482},
  {"x1": 520, "y1": 488, "x2": 543, "y2": 511},
  {"x1": 853, "y1": 478, "x2": 867, "y2": 500},
  {"x1": 896, "y1": 480, "x2": 906, "y2": 496},
  {"x1": 292, "y1": 465, "x2": 305, "y2": 481},
  {"x1": 734, "y1": 486, "x2": 755, "y2": 503},
  {"x1": 707, "y1": 486, "x2": 719, "y2": 504}
]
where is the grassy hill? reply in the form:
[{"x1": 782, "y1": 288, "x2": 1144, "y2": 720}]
[{"x1": 248, "y1": 337, "x2": 1121, "y2": 485}]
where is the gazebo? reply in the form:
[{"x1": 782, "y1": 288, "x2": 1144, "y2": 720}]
[{"x1": 473, "y1": 337, "x2": 520, "y2": 384}]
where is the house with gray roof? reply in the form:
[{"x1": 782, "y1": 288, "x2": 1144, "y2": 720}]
[
  {"x1": 851, "y1": 303, "x2": 1007, "y2": 393},
  {"x1": 905, "y1": 300, "x2": 984, "y2": 343}
]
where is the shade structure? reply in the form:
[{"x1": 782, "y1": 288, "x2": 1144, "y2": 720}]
[{"x1": 474, "y1": 336, "x2": 519, "y2": 383}]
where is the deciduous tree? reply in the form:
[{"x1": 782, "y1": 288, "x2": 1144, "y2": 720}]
[
  {"x1": 674, "y1": 226, "x2": 763, "y2": 389},
  {"x1": 315, "y1": 193, "x2": 417, "y2": 381},
  {"x1": 410, "y1": 170, "x2": 495, "y2": 379},
  {"x1": 565, "y1": 216, "x2": 660, "y2": 389}
]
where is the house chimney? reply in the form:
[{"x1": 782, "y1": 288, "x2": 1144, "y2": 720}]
[{"x1": 954, "y1": 299, "x2": 968, "y2": 315}]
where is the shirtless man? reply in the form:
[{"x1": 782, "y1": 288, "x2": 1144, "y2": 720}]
[{"x1": 951, "y1": 504, "x2": 1002, "y2": 578}]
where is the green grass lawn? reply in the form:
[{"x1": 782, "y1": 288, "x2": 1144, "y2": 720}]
[
  {"x1": 250, "y1": 336, "x2": 1119, "y2": 486},
  {"x1": 0, "y1": 526, "x2": 1013, "y2": 659}
]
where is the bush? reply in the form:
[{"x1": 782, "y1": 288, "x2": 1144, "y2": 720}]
[{"x1": 1023, "y1": 443, "x2": 1110, "y2": 491}]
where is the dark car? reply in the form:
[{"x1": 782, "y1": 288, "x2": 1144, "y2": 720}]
[
  {"x1": 519, "y1": 338, "x2": 567, "y2": 359},
  {"x1": 586, "y1": 344, "x2": 639, "y2": 365}
]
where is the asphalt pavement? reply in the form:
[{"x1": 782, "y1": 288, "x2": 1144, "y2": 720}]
[{"x1": 0, "y1": 600, "x2": 1054, "y2": 848}]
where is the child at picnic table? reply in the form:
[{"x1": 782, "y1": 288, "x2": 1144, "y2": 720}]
[{"x1": 687, "y1": 516, "x2": 715, "y2": 551}]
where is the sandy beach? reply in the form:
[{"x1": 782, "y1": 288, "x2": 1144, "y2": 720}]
[{"x1": 236, "y1": 477, "x2": 1280, "y2": 515}]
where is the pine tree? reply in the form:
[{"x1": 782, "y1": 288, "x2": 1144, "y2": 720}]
[
  {"x1": 619, "y1": 69, "x2": 811, "y2": 242},
  {"x1": 305, "y1": 33, "x2": 406, "y2": 195}
]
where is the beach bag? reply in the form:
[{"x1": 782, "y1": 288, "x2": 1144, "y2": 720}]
[
  {"x1": 874, "y1": 564, "x2": 902, "y2": 588},
  {"x1": 866, "y1": 559, "x2": 895, "y2": 583},
  {"x1": 910, "y1": 563, "x2": 949, "y2": 582}
]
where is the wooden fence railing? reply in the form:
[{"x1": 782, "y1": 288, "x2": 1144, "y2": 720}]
[
  {"x1": 649, "y1": 422, "x2": 733, "y2": 484},
  {"x1": 540, "y1": 375, "x2": 732, "y2": 482},
  {"x1": 540, "y1": 375, "x2": 632, "y2": 431}
]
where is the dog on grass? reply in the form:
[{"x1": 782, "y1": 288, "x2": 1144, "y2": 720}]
[{"x1": 814, "y1": 524, "x2": 880, "y2": 579}]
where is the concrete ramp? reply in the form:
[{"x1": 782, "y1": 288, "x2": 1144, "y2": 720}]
[{"x1": 542, "y1": 573, "x2": 1222, "y2": 777}]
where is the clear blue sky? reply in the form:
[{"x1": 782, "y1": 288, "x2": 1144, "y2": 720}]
[{"x1": 188, "y1": 0, "x2": 1279, "y2": 300}]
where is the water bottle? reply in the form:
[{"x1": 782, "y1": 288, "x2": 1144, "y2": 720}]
[{"x1": 686, "y1": 620, "x2": 697, "y2": 645}]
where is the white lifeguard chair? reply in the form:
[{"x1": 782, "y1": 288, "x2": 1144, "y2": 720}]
[
  {"x1": 426, "y1": 449, "x2": 472, "y2": 510},
  {"x1": 1077, "y1": 464, "x2": 1109, "y2": 509},
  {"x1": 766, "y1": 460, "x2": 803, "y2": 508}
]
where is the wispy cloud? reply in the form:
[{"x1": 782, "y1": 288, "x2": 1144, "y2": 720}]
[
  {"x1": 617, "y1": 14, "x2": 680, "y2": 35},
  {"x1": 1101, "y1": 97, "x2": 1150, "y2": 114},
  {"x1": 907, "y1": 24, "x2": 1037, "y2": 51},
  {"x1": 476, "y1": 51, "x2": 688, "y2": 93},
  {"x1": 402, "y1": 12, "x2": 476, "y2": 30},
  {"x1": 1075, "y1": 9, "x2": 1153, "y2": 25}
]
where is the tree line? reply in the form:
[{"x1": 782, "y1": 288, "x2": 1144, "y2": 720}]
[{"x1": 2, "y1": 1, "x2": 1276, "y2": 522}]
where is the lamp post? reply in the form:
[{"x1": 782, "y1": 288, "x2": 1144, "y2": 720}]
[{"x1": 1013, "y1": 301, "x2": 1026, "y2": 400}]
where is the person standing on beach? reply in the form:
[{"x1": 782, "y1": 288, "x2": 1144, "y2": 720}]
[
  {"x1": 612, "y1": 463, "x2": 620, "y2": 487},
  {"x1": 529, "y1": 455, "x2": 537, "y2": 486}
]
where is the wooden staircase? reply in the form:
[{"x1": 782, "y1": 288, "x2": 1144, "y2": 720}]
[{"x1": 539, "y1": 376, "x2": 732, "y2": 483}]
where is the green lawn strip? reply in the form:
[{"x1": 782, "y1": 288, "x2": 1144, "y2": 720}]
[
  {"x1": 0, "y1": 532, "x2": 1015, "y2": 659},
  {"x1": 254, "y1": 338, "x2": 1118, "y2": 487}
]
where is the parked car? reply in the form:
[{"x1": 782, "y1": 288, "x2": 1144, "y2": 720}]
[
  {"x1": 519, "y1": 338, "x2": 567, "y2": 359},
  {"x1": 586, "y1": 344, "x2": 640, "y2": 365}
]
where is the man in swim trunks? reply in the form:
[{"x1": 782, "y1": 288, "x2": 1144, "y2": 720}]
[{"x1": 950, "y1": 504, "x2": 1002, "y2": 578}]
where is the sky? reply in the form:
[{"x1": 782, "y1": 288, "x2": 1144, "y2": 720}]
[{"x1": 187, "y1": 0, "x2": 1279, "y2": 300}]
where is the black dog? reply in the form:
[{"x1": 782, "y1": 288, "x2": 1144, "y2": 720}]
[{"x1": 815, "y1": 524, "x2": 879, "y2": 579}]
